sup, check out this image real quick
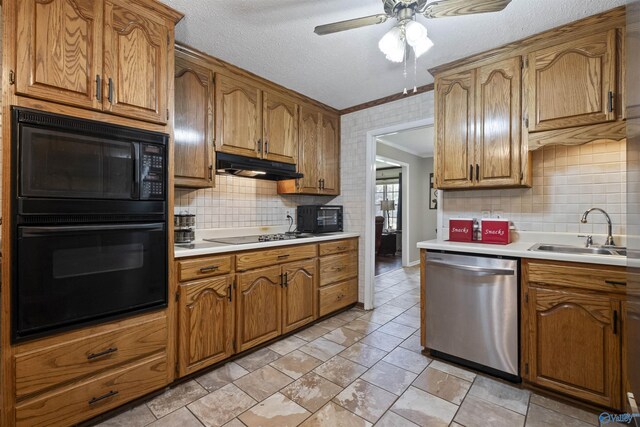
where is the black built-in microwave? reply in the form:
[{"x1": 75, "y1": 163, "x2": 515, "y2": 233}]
[{"x1": 297, "y1": 205, "x2": 343, "y2": 234}]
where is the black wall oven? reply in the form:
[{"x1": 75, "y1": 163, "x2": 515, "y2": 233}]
[{"x1": 11, "y1": 108, "x2": 169, "y2": 342}]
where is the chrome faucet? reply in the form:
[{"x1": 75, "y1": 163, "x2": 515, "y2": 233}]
[{"x1": 580, "y1": 208, "x2": 615, "y2": 246}]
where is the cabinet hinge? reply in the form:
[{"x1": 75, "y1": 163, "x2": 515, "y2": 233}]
[
  {"x1": 9, "y1": 70, "x2": 15, "y2": 85},
  {"x1": 525, "y1": 363, "x2": 529, "y2": 375},
  {"x1": 175, "y1": 291, "x2": 180, "y2": 302},
  {"x1": 525, "y1": 292, "x2": 528, "y2": 303}
]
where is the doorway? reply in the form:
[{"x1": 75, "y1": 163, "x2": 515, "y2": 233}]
[{"x1": 364, "y1": 120, "x2": 437, "y2": 309}]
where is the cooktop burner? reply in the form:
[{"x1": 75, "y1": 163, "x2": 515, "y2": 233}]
[{"x1": 203, "y1": 233, "x2": 313, "y2": 245}]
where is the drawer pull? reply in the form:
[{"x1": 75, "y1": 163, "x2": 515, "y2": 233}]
[
  {"x1": 605, "y1": 280, "x2": 626, "y2": 286},
  {"x1": 337, "y1": 293, "x2": 345, "y2": 300},
  {"x1": 200, "y1": 265, "x2": 219, "y2": 273},
  {"x1": 88, "y1": 390, "x2": 119, "y2": 405},
  {"x1": 277, "y1": 254, "x2": 290, "y2": 259},
  {"x1": 87, "y1": 347, "x2": 118, "y2": 360},
  {"x1": 336, "y1": 246, "x2": 347, "y2": 250},
  {"x1": 336, "y1": 267, "x2": 344, "y2": 271}
]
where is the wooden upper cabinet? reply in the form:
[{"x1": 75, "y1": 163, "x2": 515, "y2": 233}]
[
  {"x1": 103, "y1": 0, "x2": 169, "y2": 124},
  {"x1": 178, "y1": 276, "x2": 234, "y2": 377},
  {"x1": 15, "y1": 0, "x2": 174, "y2": 124},
  {"x1": 297, "y1": 105, "x2": 322, "y2": 193},
  {"x1": 282, "y1": 259, "x2": 317, "y2": 334},
  {"x1": 528, "y1": 30, "x2": 617, "y2": 132},
  {"x1": 435, "y1": 70, "x2": 475, "y2": 189},
  {"x1": 215, "y1": 74, "x2": 262, "y2": 158},
  {"x1": 16, "y1": 0, "x2": 103, "y2": 110},
  {"x1": 320, "y1": 113, "x2": 340, "y2": 195},
  {"x1": 263, "y1": 90, "x2": 298, "y2": 164},
  {"x1": 236, "y1": 266, "x2": 282, "y2": 352},
  {"x1": 174, "y1": 55, "x2": 214, "y2": 188},
  {"x1": 526, "y1": 286, "x2": 621, "y2": 408},
  {"x1": 475, "y1": 57, "x2": 522, "y2": 187}
]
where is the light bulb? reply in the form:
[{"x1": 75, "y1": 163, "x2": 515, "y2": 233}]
[
  {"x1": 413, "y1": 36, "x2": 434, "y2": 58},
  {"x1": 378, "y1": 26, "x2": 402, "y2": 55},
  {"x1": 405, "y1": 20, "x2": 428, "y2": 47}
]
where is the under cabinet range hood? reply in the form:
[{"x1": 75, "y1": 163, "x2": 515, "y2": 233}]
[{"x1": 216, "y1": 152, "x2": 303, "y2": 181}]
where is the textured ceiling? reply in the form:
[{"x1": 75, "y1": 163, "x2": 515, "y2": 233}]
[
  {"x1": 378, "y1": 126, "x2": 435, "y2": 158},
  {"x1": 163, "y1": 0, "x2": 629, "y2": 110}
]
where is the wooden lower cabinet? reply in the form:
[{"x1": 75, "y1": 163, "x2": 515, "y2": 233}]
[
  {"x1": 236, "y1": 265, "x2": 283, "y2": 352},
  {"x1": 282, "y1": 259, "x2": 317, "y2": 333},
  {"x1": 178, "y1": 275, "x2": 234, "y2": 377},
  {"x1": 319, "y1": 279, "x2": 358, "y2": 317},
  {"x1": 523, "y1": 259, "x2": 624, "y2": 409},
  {"x1": 15, "y1": 355, "x2": 167, "y2": 427}
]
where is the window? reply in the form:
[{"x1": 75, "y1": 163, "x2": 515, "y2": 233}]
[{"x1": 375, "y1": 181, "x2": 400, "y2": 230}]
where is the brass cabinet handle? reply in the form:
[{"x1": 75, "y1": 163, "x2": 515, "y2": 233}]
[
  {"x1": 336, "y1": 246, "x2": 347, "y2": 250},
  {"x1": 469, "y1": 165, "x2": 473, "y2": 181},
  {"x1": 613, "y1": 310, "x2": 618, "y2": 334},
  {"x1": 200, "y1": 265, "x2": 219, "y2": 273},
  {"x1": 256, "y1": 139, "x2": 263, "y2": 153},
  {"x1": 337, "y1": 293, "x2": 344, "y2": 300},
  {"x1": 608, "y1": 91, "x2": 614, "y2": 113},
  {"x1": 476, "y1": 164, "x2": 479, "y2": 182},
  {"x1": 227, "y1": 285, "x2": 232, "y2": 302},
  {"x1": 88, "y1": 390, "x2": 119, "y2": 405},
  {"x1": 264, "y1": 140, "x2": 269, "y2": 154},
  {"x1": 208, "y1": 164, "x2": 213, "y2": 181},
  {"x1": 284, "y1": 272, "x2": 288, "y2": 288},
  {"x1": 87, "y1": 347, "x2": 118, "y2": 360}
]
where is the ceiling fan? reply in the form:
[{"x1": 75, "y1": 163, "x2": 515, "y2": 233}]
[{"x1": 314, "y1": 0, "x2": 513, "y2": 36}]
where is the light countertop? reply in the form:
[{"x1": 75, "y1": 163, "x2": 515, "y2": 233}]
[
  {"x1": 417, "y1": 231, "x2": 626, "y2": 267},
  {"x1": 175, "y1": 230, "x2": 360, "y2": 258}
]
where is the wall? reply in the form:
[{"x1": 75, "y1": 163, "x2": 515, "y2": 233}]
[
  {"x1": 337, "y1": 91, "x2": 436, "y2": 302},
  {"x1": 443, "y1": 139, "x2": 627, "y2": 237},
  {"x1": 376, "y1": 142, "x2": 436, "y2": 263},
  {"x1": 175, "y1": 175, "x2": 332, "y2": 229}
]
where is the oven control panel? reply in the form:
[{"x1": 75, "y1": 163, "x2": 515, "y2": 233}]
[{"x1": 140, "y1": 143, "x2": 165, "y2": 200}]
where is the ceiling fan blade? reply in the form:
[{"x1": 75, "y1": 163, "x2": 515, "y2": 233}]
[
  {"x1": 314, "y1": 14, "x2": 388, "y2": 35},
  {"x1": 422, "y1": 0, "x2": 512, "y2": 19}
]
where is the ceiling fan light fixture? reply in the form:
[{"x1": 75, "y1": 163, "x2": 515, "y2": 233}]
[
  {"x1": 378, "y1": 26, "x2": 403, "y2": 55},
  {"x1": 404, "y1": 20, "x2": 428, "y2": 47},
  {"x1": 412, "y1": 35, "x2": 434, "y2": 58}
]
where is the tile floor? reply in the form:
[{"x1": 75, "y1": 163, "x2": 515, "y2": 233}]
[{"x1": 96, "y1": 266, "x2": 611, "y2": 427}]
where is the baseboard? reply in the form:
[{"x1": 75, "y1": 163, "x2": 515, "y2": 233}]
[{"x1": 406, "y1": 260, "x2": 420, "y2": 267}]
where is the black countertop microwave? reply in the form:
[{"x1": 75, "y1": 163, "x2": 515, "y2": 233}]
[{"x1": 297, "y1": 205, "x2": 343, "y2": 234}]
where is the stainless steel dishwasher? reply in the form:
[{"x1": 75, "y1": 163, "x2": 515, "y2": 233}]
[{"x1": 424, "y1": 251, "x2": 519, "y2": 381}]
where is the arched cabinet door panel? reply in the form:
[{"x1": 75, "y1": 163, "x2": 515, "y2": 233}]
[{"x1": 282, "y1": 259, "x2": 317, "y2": 333}]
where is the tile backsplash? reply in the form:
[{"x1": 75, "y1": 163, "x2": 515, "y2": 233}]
[
  {"x1": 175, "y1": 174, "x2": 333, "y2": 229},
  {"x1": 443, "y1": 139, "x2": 627, "y2": 236}
]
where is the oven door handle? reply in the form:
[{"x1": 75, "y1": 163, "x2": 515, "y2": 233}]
[
  {"x1": 425, "y1": 259, "x2": 515, "y2": 276},
  {"x1": 20, "y1": 223, "x2": 165, "y2": 236}
]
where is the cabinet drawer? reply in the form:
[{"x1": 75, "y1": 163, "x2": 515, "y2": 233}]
[
  {"x1": 15, "y1": 317, "x2": 166, "y2": 398},
  {"x1": 319, "y1": 252, "x2": 358, "y2": 287},
  {"x1": 236, "y1": 244, "x2": 317, "y2": 271},
  {"x1": 319, "y1": 239, "x2": 357, "y2": 256},
  {"x1": 526, "y1": 259, "x2": 626, "y2": 294},
  {"x1": 319, "y1": 279, "x2": 358, "y2": 317},
  {"x1": 15, "y1": 355, "x2": 167, "y2": 427},
  {"x1": 178, "y1": 255, "x2": 233, "y2": 282}
]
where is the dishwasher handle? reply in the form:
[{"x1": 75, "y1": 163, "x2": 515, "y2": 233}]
[{"x1": 426, "y1": 259, "x2": 515, "y2": 276}]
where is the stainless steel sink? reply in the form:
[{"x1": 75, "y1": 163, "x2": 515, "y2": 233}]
[{"x1": 528, "y1": 243, "x2": 626, "y2": 257}]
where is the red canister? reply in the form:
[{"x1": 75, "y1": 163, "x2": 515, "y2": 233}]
[
  {"x1": 449, "y1": 218, "x2": 475, "y2": 242},
  {"x1": 481, "y1": 219, "x2": 511, "y2": 244}
]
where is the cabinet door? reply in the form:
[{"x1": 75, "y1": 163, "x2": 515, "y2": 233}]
[
  {"x1": 527, "y1": 287, "x2": 621, "y2": 408},
  {"x1": 297, "y1": 105, "x2": 322, "y2": 193},
  {"x1": 263, "y1": 91, "x2": 298, "y2": 164},
  {"x1": 282, "y1": 259, "x2": 317, "y2": 334},
  {"x1": 16, "y1": 0, "x2": 103, "y2": 110},
  {"x1": 320, "y1": 113, "x2": 340, "y2": 195},
  {"x1": 475, "y1": 57, "x2": 522, "y2": 187},
  {"x1": 435, "y1": 70, "x2": 475, "y2": 189},
  {"x1": 236, "y1": 266, "x2": 282, "y2": 352},
  {"x1": 103, "y1": 0, "x2": 169, "y2": 124},
  {"x1": 528, "y1": 30, "x2": 617, "y2": 132},
  {"x1": 215, "y1": 74, "x2": 262, "y2": 158},
  {"x1": 174, "y1": 56, "x2": 214, "y2": 188},
  {"x1": 178, "y1": 276, "x2": 234, "y2": 377}
]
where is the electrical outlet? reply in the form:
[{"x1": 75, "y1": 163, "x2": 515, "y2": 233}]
[{"x1": 493, "y1": 210, "x2": 504, "y2": 218}]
